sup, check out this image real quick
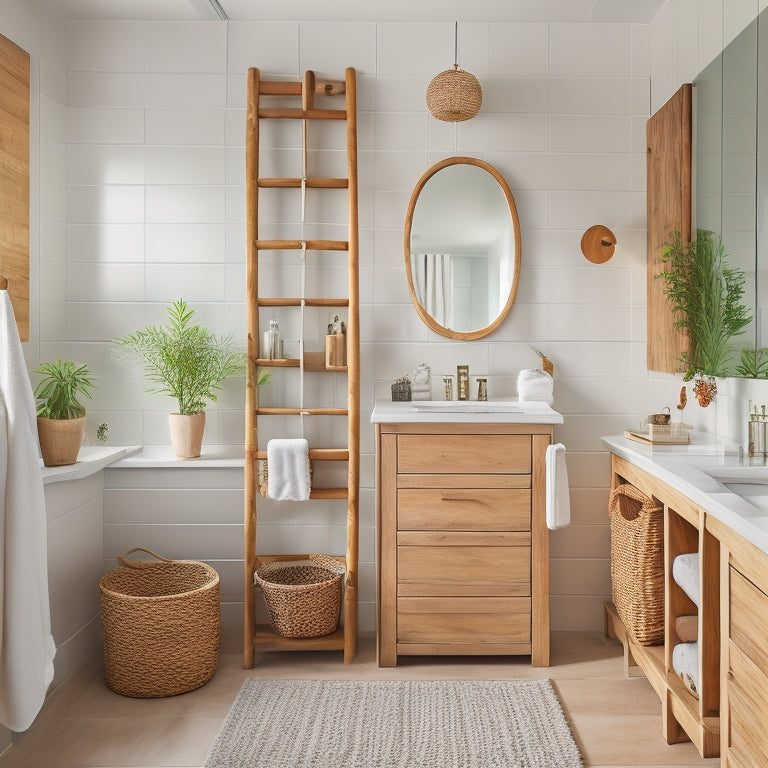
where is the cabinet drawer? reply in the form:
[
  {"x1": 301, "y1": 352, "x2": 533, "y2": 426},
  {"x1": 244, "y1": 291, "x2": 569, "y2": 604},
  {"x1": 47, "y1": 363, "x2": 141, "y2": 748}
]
[
  {"x1": 397, "y1": 597, "x2": 531, "y2": 644},
  {"x1": 398, "y1": 488, "x2": 531, "y2": 531},
  {"x1": 397, "y1": 535, "x2": 530, "y2": 597},
  {"x1": 397, "y1": 434, "x2": 531, "y2": 474},
  {"x1": 730, "y1": 567, "x2": 768, "y2": 677},
  {"x1": 727, "y1": 641, "x2": 768, "y2": 763}
]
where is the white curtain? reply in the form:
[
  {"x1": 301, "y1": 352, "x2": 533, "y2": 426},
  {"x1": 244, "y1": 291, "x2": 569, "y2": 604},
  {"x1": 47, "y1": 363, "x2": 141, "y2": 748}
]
[{"x1": 411, "y1": 253, "x2": 454, "y2": 328}]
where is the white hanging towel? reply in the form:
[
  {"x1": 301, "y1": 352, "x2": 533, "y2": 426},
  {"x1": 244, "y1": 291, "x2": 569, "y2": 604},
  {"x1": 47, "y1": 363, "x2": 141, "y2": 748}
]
[
  {"x1": 0, "y1": 292, "x2": 55, "y2": 731},
  {"x1": 266, "y1": 438, "x2": 311, "y2": 501},
  {"x1": 545, "y1": 442, "x2": 571, "y2": 530}
]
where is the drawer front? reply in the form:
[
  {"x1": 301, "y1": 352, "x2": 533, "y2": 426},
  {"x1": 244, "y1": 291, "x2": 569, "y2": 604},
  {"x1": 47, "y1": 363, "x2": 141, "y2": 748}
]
[
  {"x1": 398, "y1": 488, "x2": 531, "y2": 531},
  {"x1": 730, "y1": 567, "x2": 768, "y2": 677},
  {"x1": 398, "y1": 539, "x2": 530, "y2": 597},
  {"x1": 397, "y1": 596, "x2": 531, "y2": 644},
  {"x1": 397, "y1": 434, "x2": 531, "y2": 474},
  {"x1": 727, "y1": 641, "x2": 768, "y2": 764}
]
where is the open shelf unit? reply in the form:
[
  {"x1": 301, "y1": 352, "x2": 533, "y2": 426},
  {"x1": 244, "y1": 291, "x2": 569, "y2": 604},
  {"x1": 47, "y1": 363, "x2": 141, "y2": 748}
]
[
  {"x1": 243, "y1": 67, "x2": 360, "y2": 667},
  {"x1": 605, "y1": 454, "x2": 720, "y2": 758}
]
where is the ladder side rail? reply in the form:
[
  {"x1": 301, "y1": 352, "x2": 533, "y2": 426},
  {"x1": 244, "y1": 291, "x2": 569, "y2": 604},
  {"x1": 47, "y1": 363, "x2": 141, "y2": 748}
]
[
  {"x1": 344, "y1": 66, "x2": 360, "y2": 663},
  {"x1": 244, "y1": 67, "x2": 261, "y2": 669}
]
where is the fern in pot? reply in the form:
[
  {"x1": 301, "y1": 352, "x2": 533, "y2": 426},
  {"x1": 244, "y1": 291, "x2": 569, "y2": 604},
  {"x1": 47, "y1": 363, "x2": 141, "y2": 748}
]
[
  {"x1": 114, "y1": 299, "x2": 246, "y2": 458},
  {"x1": 34, "y1": 359, "x2": 95, "y2": 466},
  {"x1": 657, "y1": 229, "x2": 752, "y2": 405}
]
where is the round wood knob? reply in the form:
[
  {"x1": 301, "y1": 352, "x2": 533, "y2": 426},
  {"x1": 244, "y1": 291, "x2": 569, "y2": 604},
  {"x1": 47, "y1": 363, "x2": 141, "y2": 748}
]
[{"x1": 581, "y1": 225, "x2": 617, "y2": 264}]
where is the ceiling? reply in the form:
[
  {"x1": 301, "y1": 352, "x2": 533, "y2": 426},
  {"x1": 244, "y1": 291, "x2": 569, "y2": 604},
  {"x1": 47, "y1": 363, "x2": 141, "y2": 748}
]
[{"x1": 33, "y1": 0, "x2": 668, "y2": 23}]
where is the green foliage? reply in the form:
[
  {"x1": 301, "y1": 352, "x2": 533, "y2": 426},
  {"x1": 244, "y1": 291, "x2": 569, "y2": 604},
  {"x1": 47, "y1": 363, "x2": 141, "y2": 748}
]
[
  {"x1": 34, "y1": 359, "x2": 95, "y2": 419},
  {"x1": 113, "y1": 298, "x2": 246, "y2": 415},
  {"x1": 735, "y1": 346, "x2": 768, "y2": 379},
  {"x1": 657, "y1": 230, "x2": 752, "y2": 381}
]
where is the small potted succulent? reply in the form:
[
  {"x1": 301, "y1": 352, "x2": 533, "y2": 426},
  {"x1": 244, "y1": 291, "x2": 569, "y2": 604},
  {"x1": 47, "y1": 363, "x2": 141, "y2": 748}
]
[
  {"x1": 114, "y1": 298, "x2": 247, "y2": 458},
  {"x1": 35, "y1": 359, "x2": 95, "y2": 466}
]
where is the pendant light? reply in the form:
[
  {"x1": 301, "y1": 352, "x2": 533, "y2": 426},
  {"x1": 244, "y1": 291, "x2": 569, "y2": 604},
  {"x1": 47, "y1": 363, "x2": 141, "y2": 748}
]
[{"x1": 426, "y1": 22, "x2": 482, "y2": 122}]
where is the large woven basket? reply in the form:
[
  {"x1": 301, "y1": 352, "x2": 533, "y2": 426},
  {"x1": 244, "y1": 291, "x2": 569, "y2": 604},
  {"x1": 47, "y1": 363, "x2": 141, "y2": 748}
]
[
  {"x1": 609, "y1": 484, "x2": 665, "y2": 646},
  {"x1": 255, "y1": 554, "x2": 345, "y2": 638},
  {"x1": 100, "y1": 547, "x2": 220, "y2": 698}
]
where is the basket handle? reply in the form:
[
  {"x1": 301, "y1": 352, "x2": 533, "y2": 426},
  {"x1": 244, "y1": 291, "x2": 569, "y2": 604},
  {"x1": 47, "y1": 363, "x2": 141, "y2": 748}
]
[{"x1": 117, "y1": 547, "x2": 176, "y2": 568}]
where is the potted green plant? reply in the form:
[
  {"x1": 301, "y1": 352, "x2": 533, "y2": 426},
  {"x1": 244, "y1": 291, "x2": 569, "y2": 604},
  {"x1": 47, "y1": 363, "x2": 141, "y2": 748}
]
[
  {"x1": 113, "y1": 298, "x2": 247, "y2": 458},
  {"x1": 657, "y1": 229, "x2": 752, "y2": 405},
  {"x1": 34, "y1": 359, "x2": 95, "y2": 466}
]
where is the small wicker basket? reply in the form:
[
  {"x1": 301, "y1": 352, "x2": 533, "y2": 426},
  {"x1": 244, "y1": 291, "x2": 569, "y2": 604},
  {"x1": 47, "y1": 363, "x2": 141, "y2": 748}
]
[
  {"x1": 609, "y1": 484, "x2": 665, "y2": 646},
  {"x1": 100, "y1": 548, "x2": 220, "y2": 698},
  {"x1": 254, "y1": 554, "x2": 345, "y2": 639}
]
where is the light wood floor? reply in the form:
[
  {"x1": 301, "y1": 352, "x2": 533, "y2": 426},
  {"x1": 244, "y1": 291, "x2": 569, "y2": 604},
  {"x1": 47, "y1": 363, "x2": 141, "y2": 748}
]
[{"x1": 0, "y1": 631, "x2": 719, "y2": 768}]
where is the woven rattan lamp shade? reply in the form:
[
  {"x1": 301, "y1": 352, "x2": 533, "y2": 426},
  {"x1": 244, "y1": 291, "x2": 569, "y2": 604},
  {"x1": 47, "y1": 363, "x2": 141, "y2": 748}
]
[{"x1": 426, "y1": 64, "x2": 482, "y2": 122}]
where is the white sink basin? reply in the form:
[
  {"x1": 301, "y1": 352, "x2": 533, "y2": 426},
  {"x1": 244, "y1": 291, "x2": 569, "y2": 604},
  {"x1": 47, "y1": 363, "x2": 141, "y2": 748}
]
[
  {"x1": 410, "y1": 400, "x2": 524, "y2": 413},
  {"x1": 700, "y1": 465, "x2": 768, "y2": 485}
]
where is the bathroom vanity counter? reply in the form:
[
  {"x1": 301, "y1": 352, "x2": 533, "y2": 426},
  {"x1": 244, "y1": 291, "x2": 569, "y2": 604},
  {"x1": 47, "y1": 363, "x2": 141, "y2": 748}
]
[
  {"x1": 601, "y1": 435, "x2": 768, "y2": 556},
  {"x1": 373, "y1": 403, "x2": 561, "y2": 668},
  {"x1": 602, "y1": 434, "x2": 768, "y2": 765},
  {"x1": 371, "y1": 399, "x2": 563, "y2": 424}
]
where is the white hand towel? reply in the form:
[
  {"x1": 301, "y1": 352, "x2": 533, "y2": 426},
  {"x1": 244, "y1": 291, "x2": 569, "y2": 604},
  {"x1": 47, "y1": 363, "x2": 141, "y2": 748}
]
[
  {"x1": 0, "y1": 292, "x2": 56, "y2": 731},
  {"x1": 545, "y1": 442, "x2": 570, "y2": 530},
  {"x1": 267, "y1": 438, "x2": 311, "y2": 501},
  {"x1": 517, "y1": 369, "x2": 554, "y2": 406}
]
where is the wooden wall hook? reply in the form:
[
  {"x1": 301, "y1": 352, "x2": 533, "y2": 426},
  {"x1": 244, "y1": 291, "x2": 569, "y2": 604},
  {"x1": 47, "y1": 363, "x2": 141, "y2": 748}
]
[{"x1": 581, "y1": 225, "x2": 617, "y2": 264}]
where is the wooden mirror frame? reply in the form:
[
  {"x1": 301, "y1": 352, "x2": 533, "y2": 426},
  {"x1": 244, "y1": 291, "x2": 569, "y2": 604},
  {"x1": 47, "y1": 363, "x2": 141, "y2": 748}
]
[{"x1": 404, "y1": 157, "x2": 521, "y2": 340}]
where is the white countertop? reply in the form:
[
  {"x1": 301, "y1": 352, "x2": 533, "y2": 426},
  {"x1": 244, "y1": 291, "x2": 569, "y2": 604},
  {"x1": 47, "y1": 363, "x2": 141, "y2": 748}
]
[
  {"x1": 602, "y1": 434, "x2": 768, "y2": 556},
  {"x1": 109, "y1": 444, "x2": 245, "y2": 468},
  {"x1": 371, "y1": 399, "x2": 564, "y2": 424},
  {"x1": 42, "y1": 445, "x2": 141, "y2": 484}
]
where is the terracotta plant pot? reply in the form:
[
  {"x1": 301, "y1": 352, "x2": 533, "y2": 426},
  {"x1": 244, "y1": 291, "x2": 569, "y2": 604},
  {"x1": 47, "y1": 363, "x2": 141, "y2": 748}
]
[
  {"x1": 169, "y1": 412, "x2": 205, "y2": 459},
  {"x1": 37, "y1": 415, "x2": 87, "y2": 467}
]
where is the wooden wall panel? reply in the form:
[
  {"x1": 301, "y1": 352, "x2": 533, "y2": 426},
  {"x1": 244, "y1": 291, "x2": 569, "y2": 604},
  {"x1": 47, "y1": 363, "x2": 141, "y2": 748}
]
[
  {"x1": 646, "y1": 83, "x2": 692, "y2": 374},
  {"x1": 0, "y1": 33, "x2": 30, "y2": 341}
]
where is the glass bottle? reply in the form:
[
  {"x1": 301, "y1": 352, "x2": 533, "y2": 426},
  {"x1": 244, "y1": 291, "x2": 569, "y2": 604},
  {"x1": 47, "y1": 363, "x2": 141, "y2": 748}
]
[{"x1": 267, "y1": 319, "x2": 281, "y2": 359}]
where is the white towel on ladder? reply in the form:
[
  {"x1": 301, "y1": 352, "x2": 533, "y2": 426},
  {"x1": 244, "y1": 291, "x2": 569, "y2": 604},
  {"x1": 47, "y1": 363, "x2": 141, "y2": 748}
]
[
  {"x1": 545, "y1": 442, "x2": 571, "y2": 530},
  {"x1": 266, "y1": 438, "x2": 311, "y2": 501},
  {"x1": 0, "y1": 292, "x2": 56, "y2": 731}
]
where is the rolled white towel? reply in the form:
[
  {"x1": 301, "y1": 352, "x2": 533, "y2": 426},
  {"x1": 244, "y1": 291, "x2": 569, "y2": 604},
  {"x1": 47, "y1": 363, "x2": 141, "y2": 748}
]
[
  {"x1": 672, "y1": 641, "x2": 699, "y2": 698},
  {"x1": 673, "y1": 553, "x2": 699, "y2": 607},
  {"x1": 266, "y1": 438, "x2": 311, "y2": 502}
]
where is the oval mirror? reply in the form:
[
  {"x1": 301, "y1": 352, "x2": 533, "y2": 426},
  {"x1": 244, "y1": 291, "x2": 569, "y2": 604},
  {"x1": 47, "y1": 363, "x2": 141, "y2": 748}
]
[{"x1": 404, "y1": 157, "x2": 521, "y2": 340}]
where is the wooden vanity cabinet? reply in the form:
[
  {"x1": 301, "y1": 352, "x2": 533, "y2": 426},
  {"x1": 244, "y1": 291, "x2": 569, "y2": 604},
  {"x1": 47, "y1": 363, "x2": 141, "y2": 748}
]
[
  {"x1": 706, "y1": 515, "x2": 768, "y2": 768},
  {"x1": 376, "y1": 422, "x2": 553, "y2": 668}
]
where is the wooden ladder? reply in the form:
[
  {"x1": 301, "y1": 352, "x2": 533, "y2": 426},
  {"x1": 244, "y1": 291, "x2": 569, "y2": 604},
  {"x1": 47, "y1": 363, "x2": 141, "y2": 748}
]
[{"x1": 243, "y1": 68, "x2": 360, "y2": 667}]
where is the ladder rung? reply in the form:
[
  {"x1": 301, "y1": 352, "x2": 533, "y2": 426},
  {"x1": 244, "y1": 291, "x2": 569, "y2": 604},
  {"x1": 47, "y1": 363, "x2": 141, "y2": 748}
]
[
  {"x1": 255, "y1": 239, "x2": 348, "y2": 251},
  {"x1": 259, "y1": 178, "x2": 349, "y2": 189},
  {"x1": 258, "y1": 108, "x2": 347, "y2": 120},
  {"x1": 256, "y1": 408, "x2": 348, "y2": 416},
  {"x1": 258, "y1": 79, "x2": 345, "y2": 97},
  {"x1": 310, "y1": 488, "x2": 349, "y2": 500},
  {"x1": 259, "y1": 81, "x2": 303, "y2": 96},
  {"x1": 257, "y1": 298, "x2": 349, "y2": 307},
  {"x1": 254, "y1": 449, "x2": 349, "y2": 461}
]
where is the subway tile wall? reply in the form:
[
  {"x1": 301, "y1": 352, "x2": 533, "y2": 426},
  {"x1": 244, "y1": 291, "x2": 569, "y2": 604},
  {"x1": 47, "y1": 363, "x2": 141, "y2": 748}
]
[{"x1": 6, "y1": 0, "x2": 763, "y2": 636}]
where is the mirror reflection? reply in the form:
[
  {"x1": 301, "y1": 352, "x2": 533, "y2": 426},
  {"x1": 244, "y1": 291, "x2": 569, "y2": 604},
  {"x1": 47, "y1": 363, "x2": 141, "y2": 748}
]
[
  {"x1": 694, "y1": 12, "x2": 761, "y2": 375},
  {"x1": 404, "y1": 157, "x2": 521, "y2": 340}
]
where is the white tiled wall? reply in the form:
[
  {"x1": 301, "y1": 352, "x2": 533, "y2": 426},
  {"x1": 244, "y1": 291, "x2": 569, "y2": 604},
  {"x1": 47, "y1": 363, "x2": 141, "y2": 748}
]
[{"x1": 2, "y1": 0, "x2": 765, "y2": 648}]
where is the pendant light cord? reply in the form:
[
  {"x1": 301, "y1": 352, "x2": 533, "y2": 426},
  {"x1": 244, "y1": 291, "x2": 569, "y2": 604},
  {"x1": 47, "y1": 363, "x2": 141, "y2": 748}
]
[{"x1": 453, "y1": 21, "x2": 458, "y2": 68}]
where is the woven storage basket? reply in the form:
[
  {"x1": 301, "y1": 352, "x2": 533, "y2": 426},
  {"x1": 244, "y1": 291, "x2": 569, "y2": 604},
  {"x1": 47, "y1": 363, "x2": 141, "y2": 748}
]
[
  {"x1": 254, "y1": 554, "x2": 345, "y2": 638},
  {"x1": 100, "y1": 547, "x2": 220, "y2": 698},
  {"x1": 609, "y1": 484, "x2": 665, "y2": 646}
]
